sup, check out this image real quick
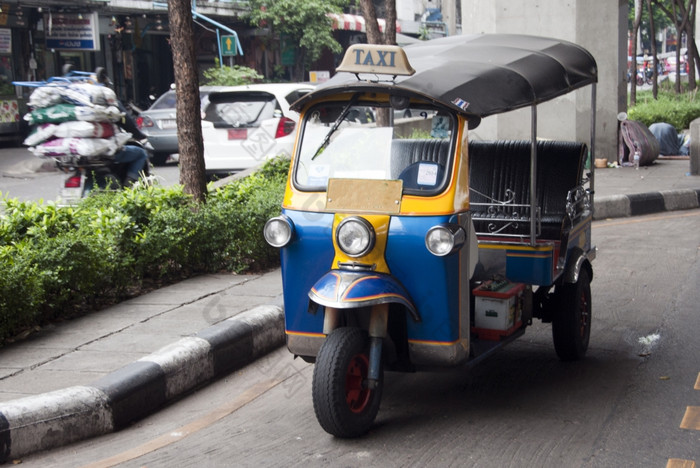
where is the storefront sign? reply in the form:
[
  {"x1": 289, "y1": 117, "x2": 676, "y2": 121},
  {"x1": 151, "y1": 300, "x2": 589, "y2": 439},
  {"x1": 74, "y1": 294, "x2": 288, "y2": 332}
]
[
  {"x1": 0, "y1": 29, "x2": 10, "y2": 54},
  {"x1": 309, "y1": 71, "x2": 330, "y2": 83},
  {"x1": 45, "y1": 12, "x2": 100, "y2": 51}
]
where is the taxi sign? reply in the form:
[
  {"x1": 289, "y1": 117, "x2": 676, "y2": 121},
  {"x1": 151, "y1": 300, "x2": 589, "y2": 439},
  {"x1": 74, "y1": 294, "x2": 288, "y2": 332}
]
[{"x1": 336, "y1": 44, "x2": 415, "y2": 76}]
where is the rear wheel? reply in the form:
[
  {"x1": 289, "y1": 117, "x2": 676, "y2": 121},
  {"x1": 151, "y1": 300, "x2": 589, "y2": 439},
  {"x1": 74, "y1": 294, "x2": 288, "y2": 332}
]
[
  {"x1": 151, "y1": 152, "x2": 170, "y2": 166},
  {"x1": 552, "y1": 268, "x2": 591, "y2": 361},
  {"x1": 312, "y1": 327, "x2": 383, "y2": 438},
  {"x1": 92, "y1": 172, "x2": 121, "y2": 190}
]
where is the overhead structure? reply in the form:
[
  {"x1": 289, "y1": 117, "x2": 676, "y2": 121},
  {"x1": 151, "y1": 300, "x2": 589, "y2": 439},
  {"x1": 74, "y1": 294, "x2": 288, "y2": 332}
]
[{"x1": 153, "y1": 1, "x2": 244, "y2": 65}]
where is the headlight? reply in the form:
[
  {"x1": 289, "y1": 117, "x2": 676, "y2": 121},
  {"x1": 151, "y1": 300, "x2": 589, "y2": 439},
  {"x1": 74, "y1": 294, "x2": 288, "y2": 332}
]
[
  {"x1": 336, "y1": 217, "x2": 375, "y2": 257},
  {"x1": 264, "y1": 216, "x2": 294, "y2": 247},
  {"x1": 425, "y1": 224, "x2": 466, "y2": 256}
]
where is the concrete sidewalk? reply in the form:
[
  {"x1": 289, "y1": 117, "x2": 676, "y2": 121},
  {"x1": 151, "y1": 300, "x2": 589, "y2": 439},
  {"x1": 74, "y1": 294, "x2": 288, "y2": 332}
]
[
  {"x1": 0, "y1": 157, "x2": 698, "y2": 462},
  {"x1": 593, "y1": 158, "x2": 700, "y2": 218},
  {"x1": 0, "y1": 271, "x2": 285, "y2": 461}
]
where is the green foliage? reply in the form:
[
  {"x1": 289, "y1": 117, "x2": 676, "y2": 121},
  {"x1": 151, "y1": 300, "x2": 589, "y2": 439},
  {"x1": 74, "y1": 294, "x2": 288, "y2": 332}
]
[
  {"x1": 628, "y1": 0, "x2": 674, "y2": 51},
  {"x1": 628, "y1": 86, "x2": 700, "y2": 129},
  {"x1": 0, "y1": 157, "x2": 289, "y2": 344},
  {"x1": 202, "y1": 59, "x2": 263, "y2": 86},
  {"x1": 246, "y1": 0, "x2": 347, "y2": 64}
]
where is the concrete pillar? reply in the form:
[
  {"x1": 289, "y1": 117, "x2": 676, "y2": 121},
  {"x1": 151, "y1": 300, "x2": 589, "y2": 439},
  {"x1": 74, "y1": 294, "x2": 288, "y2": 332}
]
[
  {"x1": 690, "y1": 118, "x2": 700, "y2": 175},
  {"x1": 461, "y1": 0, "x2": 626, "y2": 162}
]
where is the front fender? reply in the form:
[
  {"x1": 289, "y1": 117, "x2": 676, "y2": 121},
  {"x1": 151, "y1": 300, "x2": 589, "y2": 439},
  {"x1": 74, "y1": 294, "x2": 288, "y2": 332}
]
[{"x1": 309, "y1": 270, "x2": 420, "y2": 322}]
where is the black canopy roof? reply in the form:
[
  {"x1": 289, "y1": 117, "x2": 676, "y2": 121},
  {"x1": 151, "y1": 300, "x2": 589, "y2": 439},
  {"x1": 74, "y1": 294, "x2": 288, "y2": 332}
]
[{"x1": 292, "y1": 34, "x2": 598, "y2": 119}]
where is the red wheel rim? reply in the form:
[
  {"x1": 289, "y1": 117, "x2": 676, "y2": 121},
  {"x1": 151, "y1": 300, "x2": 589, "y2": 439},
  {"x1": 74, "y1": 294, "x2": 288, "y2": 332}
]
[
  {"x1": 346, "y1": 353, "x2": 371, "y2": 413},
  {"x1": 578, "y1": 290, "x2": 589, "y2": 337}
]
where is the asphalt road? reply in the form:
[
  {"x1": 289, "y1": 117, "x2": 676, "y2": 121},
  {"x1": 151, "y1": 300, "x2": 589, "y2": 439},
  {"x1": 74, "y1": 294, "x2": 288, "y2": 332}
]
[
  {"x1": 13, "y1": 210, "x2": 700, "y2": 467},
  {"x1": 0, "y1": 144, "x2": 180, "y2": 202}
]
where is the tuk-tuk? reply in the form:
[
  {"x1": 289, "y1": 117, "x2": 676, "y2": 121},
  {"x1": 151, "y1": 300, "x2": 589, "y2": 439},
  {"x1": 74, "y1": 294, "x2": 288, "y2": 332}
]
[{"x1": 264, "y1": 34, "x2": 598, "y2": 437}]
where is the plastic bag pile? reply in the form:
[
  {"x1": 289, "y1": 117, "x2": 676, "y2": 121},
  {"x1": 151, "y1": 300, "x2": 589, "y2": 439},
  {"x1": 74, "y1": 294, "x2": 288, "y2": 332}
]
[{"x1": 23, "y1": 83, "x2": 132, "y2": 158}]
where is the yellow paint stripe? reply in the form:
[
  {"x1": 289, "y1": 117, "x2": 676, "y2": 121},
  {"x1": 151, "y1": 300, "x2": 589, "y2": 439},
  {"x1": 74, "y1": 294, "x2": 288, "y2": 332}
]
[
  {"x1": 408, "y1": 338, "x2": 459, "y2": 346},
  {"x1": 694, "y1": 372, "x2": 700, "y2": 390},
  {"x1": 680, "y1": 406, "x2": 700, "y2": 431},
  {"x1": 667, "y1": 459, "x2": 697, "y2": 468},
  {"x1": 507, "y1": 252, "x2": 552, "y2": 259},
  {"x1": 286, "y1": 330, "x2": 325, "y2": 338},
  {"x1": 81, "y1": 379, "x2": 282, "y2": 468},
  {"x1": 478, "y1": 243, "x2": 554, "y2": 252}
]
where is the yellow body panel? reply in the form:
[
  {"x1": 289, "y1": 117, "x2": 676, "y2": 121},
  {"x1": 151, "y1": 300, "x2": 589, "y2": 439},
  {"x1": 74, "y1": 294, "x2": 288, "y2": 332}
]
[{"x1": 331, "y1": 214, "x2": 391, "y2": 273}]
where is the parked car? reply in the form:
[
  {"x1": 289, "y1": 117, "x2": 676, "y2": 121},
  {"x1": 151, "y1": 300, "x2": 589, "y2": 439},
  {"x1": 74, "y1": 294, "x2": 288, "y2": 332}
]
[
  {"x1": 201, "y1": 83, "x2": 314, "y2": 175},
  {"x1": 136, "y1": 86, "x2": 233, "y2": 165}
]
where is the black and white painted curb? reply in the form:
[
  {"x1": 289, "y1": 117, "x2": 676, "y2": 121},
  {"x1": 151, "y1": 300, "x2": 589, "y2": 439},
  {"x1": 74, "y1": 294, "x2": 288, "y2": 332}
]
[
  {"x1": 0, "y1": 304, "x2": 284, "y2": 463},
  {"x1": 594, "y1": 189, "x2": 700, "y2": 220}
]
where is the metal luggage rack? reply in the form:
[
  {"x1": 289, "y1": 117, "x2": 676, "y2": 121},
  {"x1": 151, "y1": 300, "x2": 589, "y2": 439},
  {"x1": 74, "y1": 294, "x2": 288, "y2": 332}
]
[
  {"x1": 52, "y1": 154, "x2": 115, "y2": 169},
  {"x1": 470, "y1": 187, "x2": 541, "y2": 238},
  {"x1": 13, "y1": 66, "x2": 102, "y2": 89}
]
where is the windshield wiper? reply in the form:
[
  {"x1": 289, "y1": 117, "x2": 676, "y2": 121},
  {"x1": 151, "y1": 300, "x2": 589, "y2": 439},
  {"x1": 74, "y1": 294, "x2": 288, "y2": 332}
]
[{"x1": 311, "y1": 94, "x2": 360, "y2": 160}]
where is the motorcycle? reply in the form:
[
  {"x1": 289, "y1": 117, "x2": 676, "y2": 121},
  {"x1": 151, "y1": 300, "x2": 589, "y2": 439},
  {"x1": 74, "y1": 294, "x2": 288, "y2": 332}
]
[
  {"x1": 56, "y1": 140, "x2": 153, "y2": 202},
  {"x1": 13, "y1": 67, "x2": 153, "y2": 202}
]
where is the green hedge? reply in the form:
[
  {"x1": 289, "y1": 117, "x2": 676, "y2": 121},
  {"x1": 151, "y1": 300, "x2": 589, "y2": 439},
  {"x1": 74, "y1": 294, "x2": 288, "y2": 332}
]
[
  {"x1": 0, "y1": 157, "x2": 289, "y2": 344},
  {"x1": 629, "y1": 86, "x2": 700, "y2": 130}
]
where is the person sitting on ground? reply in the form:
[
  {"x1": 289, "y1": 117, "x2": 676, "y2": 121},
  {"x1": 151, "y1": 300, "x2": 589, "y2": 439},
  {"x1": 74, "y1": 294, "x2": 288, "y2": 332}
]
[{"x1": 649, "y1": 122, "x2": 690, "y2": 156}]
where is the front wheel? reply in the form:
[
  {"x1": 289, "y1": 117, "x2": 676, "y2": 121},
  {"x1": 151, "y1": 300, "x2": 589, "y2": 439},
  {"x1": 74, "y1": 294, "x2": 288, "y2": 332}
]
[
  {"x1": 552, "y1": 268, "x2": 592, "y2": 361},
  {"x1": 312, "y1": 327, "x2": 383, "y2": 438}
]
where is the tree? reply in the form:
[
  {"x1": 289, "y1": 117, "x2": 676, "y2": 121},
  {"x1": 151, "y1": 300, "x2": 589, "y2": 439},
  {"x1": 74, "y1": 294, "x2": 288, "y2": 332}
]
[
  {"x1": 168, "y1": 0, "x2": 207, "y2": 202},
  {"x1": 359, "y1": 0, "x2": 397, "y2": 126},
  {"x1": 646, "y1": 0, "x2": 660, "y2": 98},
  {"x1": 652, "y1": 0, "x2": 698, "y2": 92},
  {"x1": 630, "y1": 0, "x2": 643, "y2": 106},
  {"x1": 247, "y1": 0, "x2": 347, "y2": 81},
  {"x1": 360, "y1": 0, "x2": 397, "y2": 45}
]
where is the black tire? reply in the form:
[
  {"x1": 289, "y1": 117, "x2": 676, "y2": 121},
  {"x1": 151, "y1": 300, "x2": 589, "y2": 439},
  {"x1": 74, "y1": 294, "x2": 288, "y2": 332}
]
[
  {"x1": 312, "y1": 327, "x2": 383, "y2": 438},
  {"x1": 151, "y1": 152, "x2": 170, "y2": 166},
  {"x1": 552, "y1": 268, "x2": 592, "y2": 361},
  {"x1": 93, "y1": 172, "x2": 121, "y2": 190}
]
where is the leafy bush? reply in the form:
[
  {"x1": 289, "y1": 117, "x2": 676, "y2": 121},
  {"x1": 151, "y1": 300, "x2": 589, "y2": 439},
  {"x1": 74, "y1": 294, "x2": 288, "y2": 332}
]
[
  {"x1": 0, "y1": 157, "x2": 289, "y2": 344},
  {"x1": 629, "y1": 87, "x2": 700, "y2": 130},
  {"x1": 202, "y1": 59, "x2": 263, "y2": 86}
]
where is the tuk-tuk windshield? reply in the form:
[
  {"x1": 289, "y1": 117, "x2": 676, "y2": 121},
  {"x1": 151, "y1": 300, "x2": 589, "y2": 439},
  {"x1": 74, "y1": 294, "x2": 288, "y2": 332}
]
[{"x1": 294, "y1": 100, "x2": 455, "y2": 196}]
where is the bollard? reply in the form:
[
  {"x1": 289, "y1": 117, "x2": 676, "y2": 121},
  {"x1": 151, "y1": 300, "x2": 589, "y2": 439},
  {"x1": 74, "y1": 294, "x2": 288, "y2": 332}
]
[{"x1": 690, "y1": 118, "x2": 700, "y2": 175}]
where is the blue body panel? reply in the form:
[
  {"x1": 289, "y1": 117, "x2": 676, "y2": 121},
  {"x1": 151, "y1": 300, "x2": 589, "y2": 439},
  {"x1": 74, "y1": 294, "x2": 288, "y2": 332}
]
[
  {"x1": 281, "y1": 210, "x2": 463, "y2": 344},
  {"x1": 280, "y1": 209, "x2": 335, "y2": 334},
  {"x1": 385, "y1": 215, "x2": 460, "y2": 343},
  {"x1": 505, "y1": 249, "x2": 554, "y2": 285}
]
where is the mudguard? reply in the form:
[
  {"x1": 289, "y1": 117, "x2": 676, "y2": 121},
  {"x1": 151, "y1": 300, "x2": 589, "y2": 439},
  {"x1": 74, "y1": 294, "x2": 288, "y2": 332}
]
[
  {"x1": 309, "y1": 270, "x2": 420, "y2": 322},
  {"x1": 562, "y1": 246, "x2": 595, "y2": 284}
]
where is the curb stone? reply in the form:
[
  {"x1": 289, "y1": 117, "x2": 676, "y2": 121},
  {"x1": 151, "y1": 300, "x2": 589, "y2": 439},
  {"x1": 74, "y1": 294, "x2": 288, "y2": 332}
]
[
  {"x1": 0, "y1": 304, "x2": 284, "y2": 463},
  {"x1": 594, "y1": 189, "x2": 700, "y2": 220}
]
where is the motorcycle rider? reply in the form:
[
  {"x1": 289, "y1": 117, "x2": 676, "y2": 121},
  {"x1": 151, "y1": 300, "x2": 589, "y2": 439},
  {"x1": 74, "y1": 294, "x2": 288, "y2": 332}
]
[{"x1": 94, "y1": 69, "x2": 149, "y2": 186}]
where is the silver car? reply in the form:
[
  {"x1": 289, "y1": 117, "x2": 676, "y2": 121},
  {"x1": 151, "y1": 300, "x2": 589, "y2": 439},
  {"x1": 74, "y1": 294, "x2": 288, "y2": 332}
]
[{"x1": 136, "y1": 86, "x2": 233, "y2": 165}]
